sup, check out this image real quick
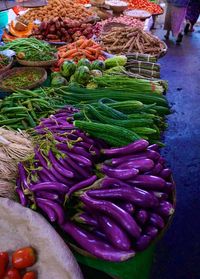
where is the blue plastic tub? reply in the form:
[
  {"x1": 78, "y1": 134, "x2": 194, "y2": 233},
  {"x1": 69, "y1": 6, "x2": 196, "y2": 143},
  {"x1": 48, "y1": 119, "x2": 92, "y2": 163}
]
[{"x1": 0, "y1": 11, "x2": 8, "y2": 29}]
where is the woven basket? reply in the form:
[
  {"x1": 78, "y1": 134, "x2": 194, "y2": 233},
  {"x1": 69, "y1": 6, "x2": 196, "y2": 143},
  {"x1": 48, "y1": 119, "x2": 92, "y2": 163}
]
[
  {"x1": 124, "y1": 9, "x2": 152, "y2": 19},
  {"x1": 0, "y1": 67, "x2": 47, "y2": 93},
  {"x1": 0, "y1": 56, "x2": 14, "y2": 75},
  {"x1": 16, "y1": 53, "x2": 58, "y2": 67}
]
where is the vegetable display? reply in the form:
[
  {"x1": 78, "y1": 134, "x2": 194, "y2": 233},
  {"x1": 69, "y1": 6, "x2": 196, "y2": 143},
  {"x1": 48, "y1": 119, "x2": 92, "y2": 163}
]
[
  {"x1": 0, "y1": 38, "x2": 56, "y2": 62},
  {"x1": 0, "y1": 54, "x2": 10, "y2": 70},
  {"x1": 101, "y1": 26, "x2": 165, "y2": 56},
  {"x1": 126, "y1": 0, "x2": 163, "y2": 15},
  {"x1": 16, "y1": 110, "x2": 174, "y2": 261},
  {"x1": 19, "y1": 0, "x2": 93, "y2": 23},
  {"x1": 0, "y1": 247, "x2": 37, "y2": 279},
  {"x1": 9, "y1": 21, "x2": 34, "y2": 39},
  {"x1": 32, "y1": 18, "x2": 95, "y2": 43}
]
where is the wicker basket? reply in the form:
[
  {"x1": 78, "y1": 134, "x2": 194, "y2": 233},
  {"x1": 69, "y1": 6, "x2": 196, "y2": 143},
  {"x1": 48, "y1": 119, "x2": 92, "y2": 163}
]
[
  {"x1": 0, "y1": 56, "x2": 14, "y2": 75},
  {"x1": 159, "y1": 41, "x2": 168, "y2": 58},
  {"x1": 105, "y1": 0, "x2": 128, "y2": 13},
  {"x1": 0, "y1": 67, "x2": 47, "y2": 93},
  {"x1": 16, "y1": 53, "x2": 58, "y2": 67},
  {"x1": 124, "y1": 9, "x2": 152, "y2": 19}
]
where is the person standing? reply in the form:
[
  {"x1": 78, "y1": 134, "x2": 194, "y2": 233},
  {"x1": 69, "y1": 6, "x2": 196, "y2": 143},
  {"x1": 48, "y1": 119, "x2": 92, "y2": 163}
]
[
  {"x1": 164, "y1": 0, "x2": 190, "y2": 44},
  {"x1": 185, "y1": 0, "x2": 200, "y2": 33}
]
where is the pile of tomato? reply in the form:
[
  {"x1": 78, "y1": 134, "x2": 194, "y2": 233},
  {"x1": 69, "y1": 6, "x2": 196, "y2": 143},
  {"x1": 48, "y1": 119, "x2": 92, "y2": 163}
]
[
  {"x1": 0, "y1": 247, "x2": 37, "y2": 279},
  {"x1": 126, "y1": 0, "x2": 163, "y2": 15}
]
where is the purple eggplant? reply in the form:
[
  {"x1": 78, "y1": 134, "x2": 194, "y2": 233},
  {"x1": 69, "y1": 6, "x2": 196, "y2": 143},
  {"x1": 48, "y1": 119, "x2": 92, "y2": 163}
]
[
  {"x1": 63, "y1": 156, "x2": 90, "y2": 178},
  {"x1": 151, "y1": 191, "x2": 168, "y2": 201},
  {"x1": 87, "y1": 187, "x2": 159, "y2": 208},
  {"x1": 150, "y1": 163, "x2": 163, "y2": 175},
  {"x1": 155, "y1": 201, "x2": 175, "y2": 217},
  {"x1": 57, "y1": 144, "x2": 92, "y2": 160},
  {"x1": 97, "y1": 215, "x2": 131, "y2": 251},
  {"x1": 165, "y1": 182, "x2": 175, "y2": 193},
  {"x1": 30, "y1": 182, "x2": 68, "y2": 193},
  {"x1": 35, "y1": 191, "x2": 60, "y2": 201},
  {"x1": 120, "y1": 159, "x2": 154, "y2": 173},
  {"x1": 101, "y1": 139, "x2": 149, "y2": 156},
  {"x1": 36, "y1": 198, "x2": 65, "y2": 225},
  {"x1": 92, "y1": 230, "x2": 107, "y2": 240},
  {"x1": 145, "y1": 226, "x2": 159, "y2": 239},
  {"x1": 38, "y1": 167, "x2": 57, "y2": 182},
  {"x1": 128, "y1": 175, "x2": 166, "y2": 191},
  {"x1": 18, "y1": 163, "x2": 29, "y2": 190},
  {"x1": 136, "y1": 210, "x2": 149, "y2": 225},
  {"x1": 72, "y1": 212, "x2": 99, "y2": 227},
  {"x1": 16, "y1": 188, "x2": 27, "y2": 207},
  {"x1": 80, "y1": 194, "x2": 141, "y2": 238},
  {"x1": 48, "y1": 151, "x2": 74, "y2": 178},
  {"x1": 68, "y1": 175, "x2": 97, "y2": 197},
  {"x1": 158, "y1": 157, "x2": 166, "y2": 165},
  {"x1": 37, "y1": 201, "x2": 57, "y2": 222},
  {"x1": 65, "y1": 151, "x2": 92, "y2": 167},
  {"x1": 117, "y1": 202, "x2": 135, "y2": 214},
  {"x1": 135, "y1": 235, "x2": 152, "y2": 251},
  {"x1": 61, "y1": 222, "x2": 135, "y2": 262},
  {"x1": 147, "y1": 144, "x2": 159, "y2": 151},
  {"x1": 159, "y1": 168, "x2": 172, "y2": 179},
  {"x1": 97, "y1": 164, "x2": 139, "y2": 180},
  {"x1": 149, "y1": 213, "x2": 165, "y2": 229}
]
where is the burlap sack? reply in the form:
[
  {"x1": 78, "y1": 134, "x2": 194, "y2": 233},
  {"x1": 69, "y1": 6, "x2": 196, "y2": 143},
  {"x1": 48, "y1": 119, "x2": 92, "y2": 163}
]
[{"x1": 0, "y1": 198, "x2": 83, "y2": 279}]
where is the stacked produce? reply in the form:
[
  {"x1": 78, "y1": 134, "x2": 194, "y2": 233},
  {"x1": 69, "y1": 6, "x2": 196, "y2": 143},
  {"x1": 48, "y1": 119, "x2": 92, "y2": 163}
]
[
  {"x1": 8, "y1": 21, "x2": 34, "y2": 39},
  {"x1": 101, "y1": 26, "x2": 165, "y2": 56},
  {"x1": 32, "y1": 18, "x2": 95, "y2": 43},
  {"x1": 0, "y1": 38, "x2": 56, "y2": 62},
  {"x1": 16, "y1": 112, "x2": 174, "y2": 261},
  {"x1": 19, "y1": 0, "x2": 93, "y2": 23},
  {"x1": 126, "y1": 0, "x2": 163, "y2": 15},
  {"x1": 54, "y1": 39, "x2": 105, "y2": 70},
  {"x1": 0, "y1": 128, "x2": 33, "y2": 200}
]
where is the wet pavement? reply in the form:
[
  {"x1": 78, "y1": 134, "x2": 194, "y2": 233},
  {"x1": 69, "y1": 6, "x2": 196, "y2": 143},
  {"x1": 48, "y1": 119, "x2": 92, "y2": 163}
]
[{"x1": 151, "y1": 27, "x2": 200, "y2": 279}]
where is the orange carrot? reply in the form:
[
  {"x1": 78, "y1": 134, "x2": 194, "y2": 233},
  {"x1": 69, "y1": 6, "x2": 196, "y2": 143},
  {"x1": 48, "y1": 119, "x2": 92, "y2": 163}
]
[
  {"x1": 57, "y1": 58, "x2": 65, "y2": 67},
  {"x1": 80, "y1": 39, "x2": 90, "y2": 49}
]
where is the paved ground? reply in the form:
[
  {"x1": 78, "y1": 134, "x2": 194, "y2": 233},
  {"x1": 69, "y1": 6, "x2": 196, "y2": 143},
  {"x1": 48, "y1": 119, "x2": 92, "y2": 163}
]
[
  {"x1": 151, "y1": 27, "x2": 200, "y2": 279},
  {"x1": 81, "y1": 26, "x2": 200, "y2": 279}
]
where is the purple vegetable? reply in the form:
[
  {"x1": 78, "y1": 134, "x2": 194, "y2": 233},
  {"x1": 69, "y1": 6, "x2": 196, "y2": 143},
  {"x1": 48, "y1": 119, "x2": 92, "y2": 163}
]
[
  {"x1": 76, "y1": 142, "x2": 100, "y2": 156},
  {"x1": 18, "y1": 163, "x2": 29, "y2": 190},
  {"x1": 87, "y1": 187, "x2": 159, "y2": 208},
  {"x1": 30, "y1": 182, "x2": 68, "y2": 193},
  {"x1": 92, "y1": 230, "x2": 107, "y2": 240},
  {"x1": 16, "y1": 188, "x2": 27, "y2": 207},
  {"x1": 73, "y1": 212, "x2": 99, "y2": 227},
  {"x1": 48, "y1": 151, "x2": 74, "y2": 178},
  {"x1": 128, "y1": 175, "x2": 166, "y2": 190},
  {"x1": 36, "y1": 198, "x2": 65, "y2": 225},
  {"x1": 159, "y1": 168, "x2": 172, "y2": 179},
  {"x1": 57, "y1": 144, "x2": 92, "y2": 159},
  {"x1": 136, "y1": 210, "x2": 149, "y2": 225},
  {"x1": 120, "y1": 159, "x2": 154, "y2": 173},
  {"x1": 158, "y1": 157, "x2": 166, "y2": 165},
  {"x1": 151, "y1": 191, "x2": 168, "y2": 201},
  {"x1": 149, "y1": 213, "x2": 165, "y2": 229},
  {"x1": 117, "y1": 202, "x2": 135, "y2": 214},
  {"x1": 145, "y1": 226, "x2": 159, "y2": 239},
  {"x1": 39, "y1": 167, "x2": 57, "y2": 182},
  {"x1": 150, "y1": 163, "x2": 163, "y2": 175},
  {"x1": 97, "y1": 215, "x2": 131, "y2": 251},
  {"x1": 155, "y1": 201, "x2": 175, "y2": 217},
  {"x1": 35, "y1": 191, "x2": 60, "y2": 201},
  {"x1": 147, "y1": 144, "x2": 159, "y2": 151},
  {"x1": 61, "y1": 222, "x2": 135, "y2": 262},
  {"x1": 63, "y1": 156, "x2": 90, "y2": 178},
  {"x1": 135, "y1": 235, "x2": 152, "y2": 251},
  {"x1": 165, "y1": 182, "x2": 175, "y2": 193},
  {"x1": 37, "y1": 201, "x2": 57, "y2": 222},
  {"x1": 101, "y1": 139, "x2": 149, "y2": 156},
  {"x1": 98, "y1": 164, "x2": 139, "y2": 180},
  {"x1": 68, "y1": 175, "x2": 97, "y2": 197},
  {"x1": 65, "y1": 151, "x2": 92, "y2": 167},
  {"x1": 80, "y1": 194, "x2": 141, "y2": 238}
]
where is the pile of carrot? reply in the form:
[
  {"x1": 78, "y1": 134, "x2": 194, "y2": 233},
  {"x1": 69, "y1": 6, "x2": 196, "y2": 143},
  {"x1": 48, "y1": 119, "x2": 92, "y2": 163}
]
[{"x1": 54, "y1": 38, "x2": 105, "y2": 70}]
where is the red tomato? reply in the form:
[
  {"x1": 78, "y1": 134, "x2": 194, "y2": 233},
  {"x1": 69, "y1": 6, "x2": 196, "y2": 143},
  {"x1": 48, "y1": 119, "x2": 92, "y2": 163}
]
[
  {"x1": 22, "y1": 271, "x2": 36, "y2": 279},
  {"x1": 12, "y1": 248, "x2": 36, "y2": 270},
  {"x1": 0, "y1": 252, "x2": 9, "y2": 278},
  {"x1": 3, "y1": 268, "x2": 21, "y2": 279}
]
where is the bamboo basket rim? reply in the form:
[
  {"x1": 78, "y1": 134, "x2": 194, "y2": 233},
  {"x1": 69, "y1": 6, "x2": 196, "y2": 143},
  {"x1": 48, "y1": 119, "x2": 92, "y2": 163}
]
[{"x1": 16, "y1": 53, "x2": 58, "y2": 67}]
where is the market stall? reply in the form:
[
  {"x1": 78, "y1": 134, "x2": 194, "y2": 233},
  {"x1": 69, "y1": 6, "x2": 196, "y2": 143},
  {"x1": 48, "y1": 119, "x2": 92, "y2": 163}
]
[{"x1": 0, "y1": 1, "x2": 175, "y2": 278}]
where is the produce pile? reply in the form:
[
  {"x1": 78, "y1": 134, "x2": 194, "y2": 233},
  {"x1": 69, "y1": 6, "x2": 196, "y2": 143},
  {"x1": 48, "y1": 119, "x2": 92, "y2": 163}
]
[
  {"x1": 126, "y1": 0, "x2": 163, "y2": 15},
  {"x1": 19, "y1": 0, "x2": 93, "y2": 23},
  {"x1": 32, "y1": 18, "x2": 95, "y2": 43},
  {"x1": 0, "y1": 247, "x2": 37, "y2": 279},
  {"x1": 0, "y1": 128, "x2": 33, "y2": 200},
  {"x1": 101, "y1": 26, "x2": 165, "y2": 56},
  {"x1": 0, "y1": 54, "x2": 10, "y2": 70},
  {"x1": 0, "y1": 38, "x2": 56, "y2": 62},
  {"x1": 16, "y1": 112, "x2": 174, "y2": 261},
  {"x1": 8, "y1": 21, "x2": 34, "y2": 39}
]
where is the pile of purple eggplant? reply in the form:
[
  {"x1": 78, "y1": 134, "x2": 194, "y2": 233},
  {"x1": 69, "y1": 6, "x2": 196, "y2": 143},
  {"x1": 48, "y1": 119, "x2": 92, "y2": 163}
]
[{"x1": 16, "y1": 107, "x2": 175, "y2": 262}]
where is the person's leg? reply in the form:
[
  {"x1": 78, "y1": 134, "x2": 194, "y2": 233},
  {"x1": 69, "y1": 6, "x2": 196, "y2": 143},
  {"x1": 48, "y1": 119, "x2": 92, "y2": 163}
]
[
  {"x1": 164, "y1": 3, "x2": 172, "y2": 39},
  {"x1": 164, "y1": 30, "x2": 170, "y2": 40}
]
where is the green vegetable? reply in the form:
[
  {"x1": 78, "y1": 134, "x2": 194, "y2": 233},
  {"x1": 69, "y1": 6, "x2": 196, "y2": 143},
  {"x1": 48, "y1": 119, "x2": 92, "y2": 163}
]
[
  {"x1": 60, "y1": 60, "x2": 76, "y2": 79},
  {"x1": 105, "y1": 56, "x2": 127, "y2": 69},
  {"x1": 74, "y1": 66, "x2": 91, "y2": 86},
  {"x1": 91, "y1": 60, "x2": 105, "y2": 71},
  {"x1": 51, "y1": 72, "x2": 62, "y2": 79},
  {"x1": 51, "y1": 76, "x2": 68, "y2": 87},
  {"x1": 90, "y1": 70, "x2": 103, "y2": 77},
  {"x1": 105, "y1": 66, "x2": 125, "y2": 74},
  {"x1": 77, "y1": 58, "x2": 91, "y2": 69}
]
